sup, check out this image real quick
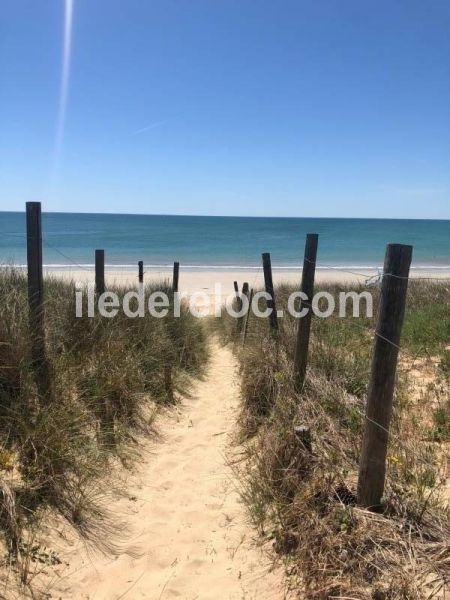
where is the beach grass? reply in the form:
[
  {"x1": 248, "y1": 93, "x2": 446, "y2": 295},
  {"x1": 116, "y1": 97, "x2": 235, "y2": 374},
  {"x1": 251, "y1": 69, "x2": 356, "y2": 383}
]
[
  {"x1": 215, "y1": 279, "x2": 450, "y2": 598},
  {"x1": 0, "y1": 268, "x2": 208, "y2": 588}
]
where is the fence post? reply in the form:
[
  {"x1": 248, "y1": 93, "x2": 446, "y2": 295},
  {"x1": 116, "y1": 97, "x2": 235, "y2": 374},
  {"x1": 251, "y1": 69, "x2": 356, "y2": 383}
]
[
  {"x1": 26, "y1": 201, "x2": 50, "y2": 396},
  {"x1": 95, "y1": 249, "x2": 105, "y2": 296},
  {"x1": 262, "y1": 252, "x2": 278, "y2": 332},
  {"x1": 237, "y1": 282, "x2": 249, "y2": 334},
  {"x1": 294, "y1": 233, "x2": 319, "y2": 391},
  {"x1": 357, "y1": 243, "x2": 413, "y2": 509},
  {"x1": 242, "y1": 287, "x2": 254, "y2": 347},
  {"x1": 232, "y1": 281, "x2": 239, "y2": 314},
  {"x1": 138, "y1": 260, "x2": 144, "y2": 284},
  {"x1": 173, "y1": 261, "x2": 180, "y2": 293}
]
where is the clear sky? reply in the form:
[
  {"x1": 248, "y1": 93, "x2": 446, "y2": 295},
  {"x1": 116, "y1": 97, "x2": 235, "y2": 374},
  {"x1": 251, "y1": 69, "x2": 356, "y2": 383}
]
[{"x1": 1, "y1": 0, "x2": 449, "y2": 218}]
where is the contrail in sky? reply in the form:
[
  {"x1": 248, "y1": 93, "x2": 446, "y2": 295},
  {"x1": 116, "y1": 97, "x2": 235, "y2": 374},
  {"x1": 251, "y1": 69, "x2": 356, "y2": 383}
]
[
  {"x1": 132, "y1": 121, "x2": 166, "y2": 135},
  {"x1": 53, "y1": 0, "x2": 74, "y2": 171}
]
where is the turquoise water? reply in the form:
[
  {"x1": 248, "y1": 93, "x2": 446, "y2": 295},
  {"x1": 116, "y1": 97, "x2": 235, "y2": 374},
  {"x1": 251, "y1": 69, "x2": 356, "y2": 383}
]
[{"x1": 1, "y1": 212, "x2": 449, "y2": 270}]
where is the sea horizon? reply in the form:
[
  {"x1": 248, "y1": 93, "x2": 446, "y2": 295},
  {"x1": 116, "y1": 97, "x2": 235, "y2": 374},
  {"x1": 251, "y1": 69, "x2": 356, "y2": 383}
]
[
  {"x1": 1, "y1": 211, "x2": 450, "y2": 271},
  {"x1": 2, "y1": 209, "x2": 450, "y2": 221}
]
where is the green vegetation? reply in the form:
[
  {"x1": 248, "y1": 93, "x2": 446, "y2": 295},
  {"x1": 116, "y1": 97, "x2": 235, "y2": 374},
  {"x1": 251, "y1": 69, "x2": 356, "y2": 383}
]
[
  {"x1": 402, "y1": 282, "x2": 450, "y2": 355},
  {"x1": 0, "y1": 268, "x2": 208, "y2": 588},
  {"x1": 431, "y1": 406, "x2": 450, "y2": 441},
  {"x1": 441, "y1": 349, "x2": 450, "y2": 376},
  {"x1": 217, "y1": 279, "x2": 449, "y2": 599}
]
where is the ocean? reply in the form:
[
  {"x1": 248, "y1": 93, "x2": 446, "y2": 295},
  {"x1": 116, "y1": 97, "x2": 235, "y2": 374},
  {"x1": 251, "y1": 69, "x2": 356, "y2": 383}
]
[{"x1": 1, "y1": 212, "x2": 449, "y2": 271}]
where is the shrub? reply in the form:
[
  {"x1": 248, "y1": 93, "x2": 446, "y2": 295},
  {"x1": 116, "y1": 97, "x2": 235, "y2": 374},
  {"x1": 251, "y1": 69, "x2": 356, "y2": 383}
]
[{"x1": 221, "y1": 280, "x2": 450, "y2": 598}]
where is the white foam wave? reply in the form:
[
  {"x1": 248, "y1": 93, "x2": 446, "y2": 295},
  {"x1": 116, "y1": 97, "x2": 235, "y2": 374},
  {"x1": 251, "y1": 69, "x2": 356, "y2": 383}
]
[{"x1": 4, "y1": 263, "x2": 450, "y2": 271}]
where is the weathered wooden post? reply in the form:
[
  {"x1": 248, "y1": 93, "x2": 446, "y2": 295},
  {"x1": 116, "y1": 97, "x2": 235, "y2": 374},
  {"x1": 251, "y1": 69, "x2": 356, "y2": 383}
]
[
  {"x1": 173, "y1": 261, "x2": 180, "y2": 293},
  {"x1": 232, "y1": 279, "x2": 242, "y2": 321},
  {"x1": 242, "y1": 287, "x2": 254, "y2": 347},
  {"x1": 95, "y1": 249, "x2": 105, "y2": 296},
  {"x1": 138, "y1": 260, "x2": 144, "y2": 284},
  {"x1": 262, "y1": 252, "x2": 278, "y2": 332},
  {"x1": 294, "y1": 233, "x2": 319, "y2": 391},
  {"x1": 237, "y1": 282, "x2": 249, "y2": 334},
  {"x1": 232, "y1": 280, "x2": 240, "y2": 315},
  {"x1": 357, "y1": 243, "x2": 413, "y2": 509},
  {"x1": 26, "y1": 201, "x2": 50, "y2": 396}
]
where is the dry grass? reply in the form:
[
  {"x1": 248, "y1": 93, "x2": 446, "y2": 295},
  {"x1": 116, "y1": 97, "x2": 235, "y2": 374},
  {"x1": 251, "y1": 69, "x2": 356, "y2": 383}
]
[
  {"x1": 0, "y1": 268, "x2": 208, "y2": 592},
  {"x1": 218, "y1": 280, "x2": 450, "y2": 598}
]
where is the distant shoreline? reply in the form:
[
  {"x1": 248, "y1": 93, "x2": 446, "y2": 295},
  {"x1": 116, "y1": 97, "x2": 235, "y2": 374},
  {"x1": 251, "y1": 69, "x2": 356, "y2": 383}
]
[{"x1": 3, "y1": 264, "x2": 450, "y2": 272}]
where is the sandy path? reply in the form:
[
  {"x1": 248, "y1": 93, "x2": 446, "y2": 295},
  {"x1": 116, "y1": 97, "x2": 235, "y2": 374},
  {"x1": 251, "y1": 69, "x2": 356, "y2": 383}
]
[{"x1": 37, "y1": 342, "x2": 285, "y2": 600}]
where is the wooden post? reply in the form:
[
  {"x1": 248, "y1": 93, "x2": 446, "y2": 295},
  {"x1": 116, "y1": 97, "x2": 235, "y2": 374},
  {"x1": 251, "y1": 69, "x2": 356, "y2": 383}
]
[
  {"x1": 237, "y1": 282, "x2": 249, "y2": 334},
  {"x1": 242, "y1": 288, "x2": 254, "y2": 347},
  {"x1": 138, "y1": 260, "x2": 144, "y2": 284},
  {"x1": 262, "y1": 252, "x2": 278, "y2": 332},
  {"x1": 26, "y1": 201, "x2": 50, "y2": 396},
  {"x1": 294, "y1": 233, "x2": 319, "y2": 391},
  {"x1": 95, "y1": 249, "x2": 105, "y2": 296},
  {"x1": 357, "y1": 243, "x2": 413, "y2": 509},
  {"x1": 173, "y1": 261, "x2": 180, "y2": 293},
  {"x1": 233, "y1": 281, "x2": 239, "y2": 314},
  {"x1": 232, "y1": 279, "x2": 243, "y2": 322}
]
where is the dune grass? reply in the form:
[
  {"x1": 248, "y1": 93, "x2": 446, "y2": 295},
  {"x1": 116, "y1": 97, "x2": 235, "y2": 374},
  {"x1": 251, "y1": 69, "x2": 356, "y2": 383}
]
[
  {"x1": 216, "y1": 279, "x2": 449, "y2": 598},
  {"x1": 0, "y1": 268, "x2": 208, "y2": 588}
]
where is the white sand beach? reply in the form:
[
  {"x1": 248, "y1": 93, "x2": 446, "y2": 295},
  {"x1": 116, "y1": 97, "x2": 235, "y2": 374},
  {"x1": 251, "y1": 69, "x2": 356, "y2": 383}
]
[{"x1": 44, "y1": 267, "x2": 449, "y2": 294}]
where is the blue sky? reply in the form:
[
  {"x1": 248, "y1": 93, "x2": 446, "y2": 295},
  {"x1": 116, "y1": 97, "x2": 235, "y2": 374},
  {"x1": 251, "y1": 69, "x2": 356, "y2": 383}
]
[{"x1": 1, "y1": 0, "x2": 449, "y2": 218}]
